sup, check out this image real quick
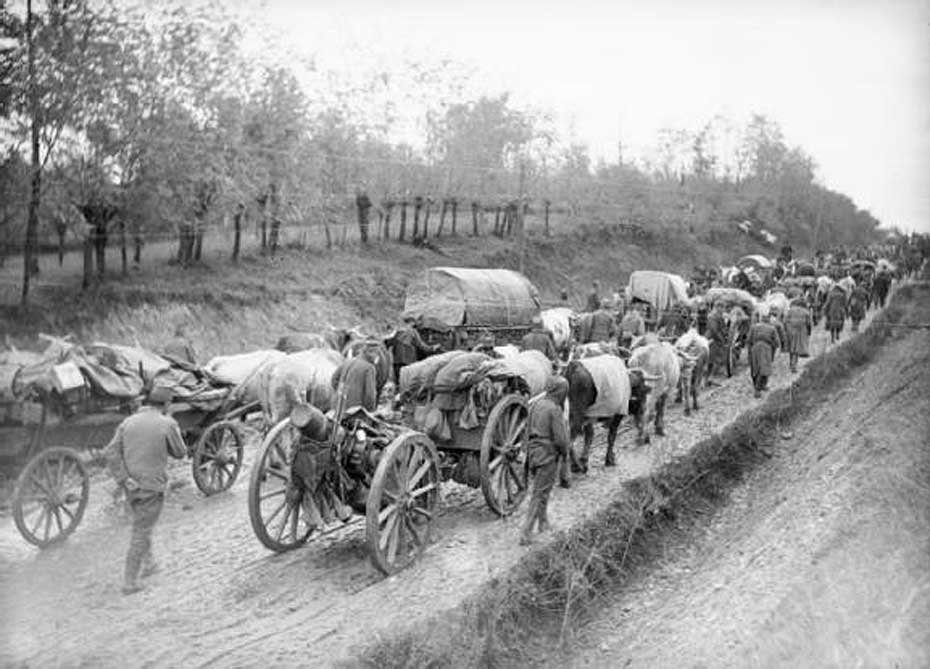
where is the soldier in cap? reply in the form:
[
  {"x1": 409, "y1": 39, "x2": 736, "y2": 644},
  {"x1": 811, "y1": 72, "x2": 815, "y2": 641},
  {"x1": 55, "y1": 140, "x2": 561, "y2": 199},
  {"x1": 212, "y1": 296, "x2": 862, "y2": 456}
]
[
  {"x1": 106, "y1": 385, "x2": 186, "y2": 595},
  {"x1": 520, "y1": 314, "x2": 557, "y2": 362},
  {"x1": 520, "y1": 375, "x2": 571, "y2": 545}
]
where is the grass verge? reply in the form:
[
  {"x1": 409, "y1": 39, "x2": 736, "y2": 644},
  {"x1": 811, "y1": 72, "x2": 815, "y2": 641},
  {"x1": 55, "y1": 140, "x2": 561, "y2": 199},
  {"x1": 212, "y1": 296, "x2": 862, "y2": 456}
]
[{"x1": 348, "y1": 280, "x2": 924, "y2": 668}]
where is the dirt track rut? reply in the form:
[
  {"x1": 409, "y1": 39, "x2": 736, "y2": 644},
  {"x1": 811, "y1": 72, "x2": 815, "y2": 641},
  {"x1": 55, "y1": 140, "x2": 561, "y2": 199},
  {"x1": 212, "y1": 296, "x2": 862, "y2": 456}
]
[{"x1": 0, "y1": 303, "x2": 887, "y2": 667}]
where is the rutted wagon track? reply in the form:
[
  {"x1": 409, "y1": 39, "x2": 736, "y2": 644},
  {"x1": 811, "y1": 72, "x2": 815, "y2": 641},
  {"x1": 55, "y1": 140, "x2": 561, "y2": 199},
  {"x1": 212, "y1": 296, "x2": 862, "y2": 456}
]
[{"x1": 0, "y1": 300, "x2": 891, "y2": 667}]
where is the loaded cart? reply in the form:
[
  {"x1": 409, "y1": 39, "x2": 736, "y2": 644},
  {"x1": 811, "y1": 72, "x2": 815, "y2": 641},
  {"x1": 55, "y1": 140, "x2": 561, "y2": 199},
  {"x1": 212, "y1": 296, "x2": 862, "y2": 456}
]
[
  {"x1": 1, "y1": 338, "x2": 259, "y2": 548},
  {"x1": 248, "y1": 349, "x2": 552, "y2": 574},
  {"x1": 402, "y1": 267, "x2": 541, "y2": 351}
]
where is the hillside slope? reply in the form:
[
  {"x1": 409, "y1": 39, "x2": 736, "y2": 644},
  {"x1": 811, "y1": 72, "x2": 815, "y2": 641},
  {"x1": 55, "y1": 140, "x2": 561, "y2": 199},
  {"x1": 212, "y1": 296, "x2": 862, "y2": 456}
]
[{"x1": 2, "y1": 226, "x2": 770, "y2": 357}]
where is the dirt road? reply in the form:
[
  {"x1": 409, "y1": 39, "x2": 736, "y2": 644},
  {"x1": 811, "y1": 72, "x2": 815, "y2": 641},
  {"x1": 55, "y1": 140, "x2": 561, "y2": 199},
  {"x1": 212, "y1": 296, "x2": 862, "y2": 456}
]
[
  {"x1": 564, "y1": 290, "x2": 930, "y2": 668},
  {"x1": 0, "y1": 302, "x2": 891, "y2": 667}
]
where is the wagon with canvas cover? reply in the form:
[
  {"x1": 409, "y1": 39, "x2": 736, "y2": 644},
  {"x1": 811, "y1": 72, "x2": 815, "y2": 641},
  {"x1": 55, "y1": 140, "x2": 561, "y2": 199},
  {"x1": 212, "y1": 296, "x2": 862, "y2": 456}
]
[
  {"x1": 704, "y1": 287, "x2": 758, "y2": 376},
  {"x1": 247, "y1": 348, "x2": 552, "y2": 574},
  {"x1": 2, "y1": 337, "x2": 261, "y2": 548},
  {"x1": 624, "y1": 270, "x2": 690, "y2": 329},
  {"x1": 402, "y1": 267, "x2": 541, "y2": 351}
]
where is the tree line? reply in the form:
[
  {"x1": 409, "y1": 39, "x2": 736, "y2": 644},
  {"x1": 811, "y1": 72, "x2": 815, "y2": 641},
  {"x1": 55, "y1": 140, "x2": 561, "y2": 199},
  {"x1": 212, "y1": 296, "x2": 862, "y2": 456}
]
[{"x1": 1, "y1": 1, "x2": 886, "y2": 304}]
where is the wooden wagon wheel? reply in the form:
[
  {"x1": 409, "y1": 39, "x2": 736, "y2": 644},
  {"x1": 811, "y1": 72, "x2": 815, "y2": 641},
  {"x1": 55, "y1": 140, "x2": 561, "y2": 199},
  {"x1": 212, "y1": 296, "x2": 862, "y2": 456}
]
[
  {"x1": 479, "y1": 393, "x2": 529, "y2": 517},
  {"x1": 248, "y1": 418, "x2": 314, "y2": 552},
  {"x1": 13, "y1": 447, "x2": 89, "y2": 548},
  {"x1": 191, "y1": 420, "x2": 244, "y2": 496},
  {"x1": 366, "y1": 431, "x2": 440, "y2": 575}
]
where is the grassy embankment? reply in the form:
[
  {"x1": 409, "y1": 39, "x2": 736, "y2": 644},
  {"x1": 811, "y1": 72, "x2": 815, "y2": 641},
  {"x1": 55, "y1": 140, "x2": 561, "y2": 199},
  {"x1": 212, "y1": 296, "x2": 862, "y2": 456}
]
[
  {"x1": 349, "y1": 275, "x2": 927, "y2": 668},
  {"x1": 2, "y1": 223, "x2": 770, "y2": 357}
]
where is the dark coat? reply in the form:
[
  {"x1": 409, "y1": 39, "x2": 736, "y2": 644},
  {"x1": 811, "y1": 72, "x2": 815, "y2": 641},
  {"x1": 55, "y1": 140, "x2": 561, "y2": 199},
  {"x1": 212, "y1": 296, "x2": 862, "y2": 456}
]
[
  {"x1": 331, "y1": 357, "x2": 378, "y2": 411},
  {"x1": 387, "y1": 326, "x2": 432, "y2": 366},
  {"x1": 521, "y1": 328, "x2": 557, "y2": 361},
  {"x1": 748, "y1": 322, "x2": 780, "y2": 379}
]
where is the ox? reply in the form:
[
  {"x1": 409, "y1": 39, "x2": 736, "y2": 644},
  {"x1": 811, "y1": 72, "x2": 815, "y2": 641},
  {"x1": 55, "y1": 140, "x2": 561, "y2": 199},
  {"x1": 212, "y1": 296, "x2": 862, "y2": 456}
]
[
  {"x1": 275, "y1": 326, "x2": 366, "y2": 354},
  {"x1": 260, "y1": 348, "x2": 343, "y2": 423},
  {"x1": 627, "y1": 340, "x2": 681, "y2": 439},
  {"x1": 204, "y1": 350, "x2": 286, "y2": 405},
  {"x1": 674, "y1": 329, "x2": 709, "y2": 415},
  {"x1": 564, "y1": 355, "x2": 651, "y2": 472},
  {"x1": 540, "y1": 307, "x2": 575, "y2": 359},
  {"x1": 569, "y1": 341, "x2": 620, "y2": 361}
]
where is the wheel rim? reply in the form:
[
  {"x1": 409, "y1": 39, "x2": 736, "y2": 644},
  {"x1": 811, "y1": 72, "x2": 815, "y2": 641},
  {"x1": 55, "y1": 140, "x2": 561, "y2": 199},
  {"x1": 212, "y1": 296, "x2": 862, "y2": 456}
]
[
  {"x1": 248, "y1": 420, "x2": 315, "y2": 552},
  {"x1": 13, "y1": 448, "x2": 89, "y2": 548},
  {"x1": 193, "y1": 423, "x2": 243, "y2": 496},
  {"x1": 367, "y1": 433, "x2": 439, "y2": 574},
  {"x1": 480, "y1": 395, "x2": 528, "y2": 517}
]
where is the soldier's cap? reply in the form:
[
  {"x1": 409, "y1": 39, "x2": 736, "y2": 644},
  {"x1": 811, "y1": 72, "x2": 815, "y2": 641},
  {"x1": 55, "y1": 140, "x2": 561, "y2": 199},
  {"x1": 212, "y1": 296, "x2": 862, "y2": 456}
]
[{"x1": 148, "y1": 385, "x2": 173, "y2": 405}]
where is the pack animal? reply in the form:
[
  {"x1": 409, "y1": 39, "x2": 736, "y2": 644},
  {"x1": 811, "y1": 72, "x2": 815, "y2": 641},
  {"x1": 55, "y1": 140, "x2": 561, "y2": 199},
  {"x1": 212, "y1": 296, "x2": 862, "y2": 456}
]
[
  {"x1": 674, "y1": 329, "x2": 709, "y2": 415},
  {"x1": 627, "y1": 341, "x2": 681, "y2": 439},
  {"x1": 563, "y1": 355, "x2": 651, "y2": 471}
]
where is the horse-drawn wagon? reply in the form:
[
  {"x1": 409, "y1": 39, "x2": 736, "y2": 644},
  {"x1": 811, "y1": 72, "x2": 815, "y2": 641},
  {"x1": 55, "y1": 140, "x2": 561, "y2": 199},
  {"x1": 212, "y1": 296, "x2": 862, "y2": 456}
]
[
  {"x1": 402, "y1": 267, "x2": 541, "y2": 351},
  {"x1": 2, "y1": 338, "x2": 260, "y2": 548},
  {"x1": 704, "y1": 287, "x2": 757, "y2": 376},
  {"x1": 624, "y1": 270, "x2": 690, "y2": 330},
  {"x1": 247, "y1": 347, "x2": 552, "y2": 574}
]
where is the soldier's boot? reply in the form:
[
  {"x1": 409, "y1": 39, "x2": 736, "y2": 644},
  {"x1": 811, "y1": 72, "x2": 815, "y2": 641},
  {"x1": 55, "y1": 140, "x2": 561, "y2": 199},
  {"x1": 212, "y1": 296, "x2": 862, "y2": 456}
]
[
  {"x1": 140, "y1": 555, "x2": 160, "y2": 579},
  {"x1": 604, "y1": 446, "x2": 616, "y2": 467},
  {"x1": 558, "y1": 456, "x2": 571, "y2": 489}
]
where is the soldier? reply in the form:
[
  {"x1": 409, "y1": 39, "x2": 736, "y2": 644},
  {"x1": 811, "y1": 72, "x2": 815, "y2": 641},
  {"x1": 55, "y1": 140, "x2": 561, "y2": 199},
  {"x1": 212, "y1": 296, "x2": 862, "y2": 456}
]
[
  {"x1": 705, "y1": 301, "x2": 728, "y2": 380},
  {"x1": 585, "y1": 280, "x2": 601, "y2": 312},
  {"x1": 618, "y1": 302, "x2": 646, "y2": 349},
  {"x1": 106, "y1": 385, "x2": 186, "y2": 595},
  {"x1": 520, "y1": 315, "x2": 558, "y2": 362},
  {"x1": 520, "y1": 376, "x2": 570, "y2": 546},
  {"x1": 385, "y1": 315, "x2": 437, "y2": 385},
  {"x1": 331, "y1": 349, "x2": 379, "y2": 411}
]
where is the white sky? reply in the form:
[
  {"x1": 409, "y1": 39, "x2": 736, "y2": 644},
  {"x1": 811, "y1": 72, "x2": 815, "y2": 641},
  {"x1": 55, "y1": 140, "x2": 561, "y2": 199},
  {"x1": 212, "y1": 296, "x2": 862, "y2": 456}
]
[{"x1": 255, "y1": 0, "x2": 930, "y2": 233}]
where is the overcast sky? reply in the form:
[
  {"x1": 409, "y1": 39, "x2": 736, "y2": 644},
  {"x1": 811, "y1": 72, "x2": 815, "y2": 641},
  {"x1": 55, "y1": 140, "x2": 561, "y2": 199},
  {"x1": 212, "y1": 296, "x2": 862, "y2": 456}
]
[{"x1": 258, "y1": 0, "x2": 930, "y2": 233}]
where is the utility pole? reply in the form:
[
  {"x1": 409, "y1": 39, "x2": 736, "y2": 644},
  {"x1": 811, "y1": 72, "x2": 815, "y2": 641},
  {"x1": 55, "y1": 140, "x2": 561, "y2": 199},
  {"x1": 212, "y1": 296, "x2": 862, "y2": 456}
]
[{"x1": 22, "y1": 0, "x2": 40, "y2": 306}]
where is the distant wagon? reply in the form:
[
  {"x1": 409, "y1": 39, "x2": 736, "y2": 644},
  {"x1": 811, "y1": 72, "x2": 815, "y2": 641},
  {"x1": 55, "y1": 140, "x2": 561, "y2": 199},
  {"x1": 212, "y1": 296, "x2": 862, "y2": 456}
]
[
  {"x1": 402, "y1": 267, "x2": 541, "y2": 351},
  {"x1": 624, "y1": 270, "x2": 690, "y2": 329}
]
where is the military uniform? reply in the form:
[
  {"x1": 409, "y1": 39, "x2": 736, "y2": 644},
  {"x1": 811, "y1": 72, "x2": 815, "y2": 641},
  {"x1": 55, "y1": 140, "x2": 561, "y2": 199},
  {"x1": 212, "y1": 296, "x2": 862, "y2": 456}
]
[
  {"x1": 331, "y1": 356, "x2": 378, "y2": 411},
  {"x1": 387, "y1": 325, "x2": 434, "y2": 384},
  {"x1": 748, "y1": 321, "x2": 782, "y2": 396},
  {"x1": 520, "y1": 377, "x2": 570, "y2": 545},
  {"x1": 106, "y1": 399, "x2": 186, "y2": 594},
  {"x1": 520, "y1": 328, "x2": 557, "y2": 361}
]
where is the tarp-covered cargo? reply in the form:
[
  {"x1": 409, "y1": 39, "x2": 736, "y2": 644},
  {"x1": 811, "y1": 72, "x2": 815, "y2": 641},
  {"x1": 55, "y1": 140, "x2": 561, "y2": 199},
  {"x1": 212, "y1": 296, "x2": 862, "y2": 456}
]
[
  {"x1": 625, "y1": 271, "x2": 690, "y2": 312},
  {"x1": 736, "y1": 254, "x2": 774, "y2": 271},
  {"x1": 402, "y1": 267, "x2": 540, "y2": 328}
]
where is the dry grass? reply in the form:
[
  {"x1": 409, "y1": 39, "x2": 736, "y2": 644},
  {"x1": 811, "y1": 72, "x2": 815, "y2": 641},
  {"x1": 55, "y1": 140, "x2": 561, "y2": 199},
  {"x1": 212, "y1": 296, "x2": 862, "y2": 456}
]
[
  {"x1": 348, "y1": 282, "x2": 924, "y2": 669},
  {"x1": 2, "y1": 224, "x2": 770, "y2": 359}
]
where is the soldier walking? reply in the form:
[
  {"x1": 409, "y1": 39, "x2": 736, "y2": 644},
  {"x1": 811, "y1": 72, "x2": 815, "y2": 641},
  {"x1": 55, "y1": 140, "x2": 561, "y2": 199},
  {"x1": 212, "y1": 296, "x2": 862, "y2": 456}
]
[
  {"x1": 520, "y1": 376, "x2": 571, "y2": 546},
  {"x1": 106, "y1": 386, "x2": 186, "y2": 595}
]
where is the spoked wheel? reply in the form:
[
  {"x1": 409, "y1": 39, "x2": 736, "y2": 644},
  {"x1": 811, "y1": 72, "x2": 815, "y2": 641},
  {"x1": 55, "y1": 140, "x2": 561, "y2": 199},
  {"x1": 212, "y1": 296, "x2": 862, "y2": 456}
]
[
  {"x1": 191, "y1": 421, "x2": 244, "y2": 496},
  {"x1": 479, "y1": 394, "x2": 529, "y2": 517},
  {"x1": 366, "y1": 432, "x2": 440, "y2": 575},
  {"x1": 13, "y1": 447, "x2": 89, "y2": 548},
  {"x1": 248, "y1": 419, "x2": 314, "y2": 552}
]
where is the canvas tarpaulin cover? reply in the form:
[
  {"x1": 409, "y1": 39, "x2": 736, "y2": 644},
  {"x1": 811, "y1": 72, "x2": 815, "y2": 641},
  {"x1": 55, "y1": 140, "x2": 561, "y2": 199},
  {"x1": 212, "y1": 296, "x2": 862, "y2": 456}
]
[
  {"x1": 737, "y1": 254, "x2": 774, "y2": 270},
  {"x1": 482, "y1": 350, "x2": 550, "y2": 396},
  {"x1": 403, "y1": 267, "x2": 541, "y2": 328},
  {"x1": 626, "y1": 271, "x2": 690, "y2": 311}
]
